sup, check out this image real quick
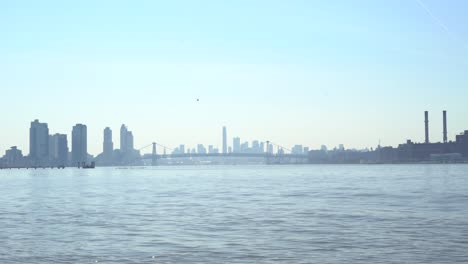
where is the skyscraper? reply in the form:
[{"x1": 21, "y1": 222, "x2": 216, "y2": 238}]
[
  {"x1": 241, "y1": 142, "x2": 249, "y2": 153},
  {"x1": 72, "y1": 124, "x2": 87, "y2": 165},
  {"x1": 233, "y1": 137, "x2": 241, "y2": 153},
  {"x1": 291, "y1": 145, "x2": 303, "y2": 154},
  {"x1": 222, "y1": 126, "x2": 227, "y2": 154},
  {"x1": 197, "y1": 144, "x2": 207, "y2": 154},
  {"x1": 55, "y1": 134, "x2": 68, "y2": 165},
  {"x1": 48, "y1": 135, "x2": 56, "y2": 160},
  {"x1": 50, "y1": 133, "x2": 68, "y2": 165},
  {"x1": 267, "y1": 143, "x2": 274, "y2": 154},
  {"x1": 29, "y1": 119, "x2": 49, "y2": 163},
  {"x1": 252, "y1": 140, "x2": 260, "y2": 153},
  {"x1": 103, "y1": 127, "x2": 113, "y2": 158},
  {"x1": 127, "y1": 131, "x2": 134, "y2": 151},
  {"x1": 120, "y1": 124, "x2": 128, "y2": 152},
  {"x1": 120, "y1": 124, "x2": 134, "y2": 153}
]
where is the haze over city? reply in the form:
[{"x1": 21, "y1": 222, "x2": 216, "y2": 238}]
[
  {"x1": 2, "y1": 1, "x2": 468, "y2": 263},
  {"x1": 1, "y1": 0, "x2": 467, "y2": 155}
]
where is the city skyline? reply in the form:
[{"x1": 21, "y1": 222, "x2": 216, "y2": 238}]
[
  {"x1": 1, "y1": 2, "x2": 468, "y2": 262},
  {"x1": 1, "y1": 1, "x2": 467, "y2": 155},
  {"x1": 0, "y1": 109, "x2": 466, "y2": 156},
  {"x1": 2, "y1": 110, "x2": 468, "y2": 167},
  {"x1": 1, "y1": 109, "x2": 466, "y2": 158},
  {"x1": 4, "y1": 120, "x2": 314, "y2": 157}
]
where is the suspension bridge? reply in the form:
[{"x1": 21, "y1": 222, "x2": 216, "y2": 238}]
[{"x1": 138, "y1": 141, "x2": 309, "y2": 165}]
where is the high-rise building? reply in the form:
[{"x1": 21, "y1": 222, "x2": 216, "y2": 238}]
[
  {"x1": 222, "y1": 126, "x2": 227, "y2": 154},
  {"x1": 127, "y1": 131, "x2": 134, "y2": 151},
  {"x1": 4, "y1": 146, "x2": 23, "y2": 167},
  {"x1": 120, "y1": 124, "x2": 128, "y2": 152},
  {"x1": 120, "y1": 124, "x2": 134, "y2": 153},
  {"x1": 172, "y1": 147, "x2": 180, "y2": 155},
  {"x1": 267, "y1": 143, "x2": 274, "y2": 154},
  {"x1": 292, "y1": 145, "x2": 303, "y2": 154},
  {"x1": 56, "y1": 134, "x2": 68, "y2": 165},
  {"x1": 50, "y1": 133, "x2": 68, "y2": 165},
  {"x1": 252, "y1": 140, "x2": 260, "y2": 153},
  {"x1": 179, "y1": 144, "x2": 185, "y2": 154},
  {"x1": 103, "y1": 127, "x2": 113, "y2": 158},
  {"x1": 233, "y1": 137, "x2": 241, "y2": 153},
  {"x1": 197, "y1": 144, "x2": 207, "y2": 154},
  {"x1": 241, "y1": 142, "x2": 249, "y2": 153},
  {"x1": 48, "y1": 135, "x2": 56, "y2": 160},
  {"x1": 29, "y1": 119, "x2": 49, "y2": 162},
  {"x1": 72, "y1": 124, "x2": 87, "y2": 165}
]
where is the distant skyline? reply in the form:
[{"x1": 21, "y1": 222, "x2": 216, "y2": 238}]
[{"x1": 1, "y1": 0, "x2": 467, "y2": 155}]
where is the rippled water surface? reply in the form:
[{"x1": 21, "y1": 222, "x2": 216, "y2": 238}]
[{"x1": 0, "y1": 165, "x2": 467, "y2": 263}]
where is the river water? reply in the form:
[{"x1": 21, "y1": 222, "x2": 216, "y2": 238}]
[{"x1": 0, "y1": 165, "x2": 467, "y2": 263}]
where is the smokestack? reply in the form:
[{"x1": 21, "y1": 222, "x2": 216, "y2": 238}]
[
  {"x1": 425, "y1": 111, "x2": 429, "y2": 144},
  {"x1": 443, "y1": 110, "x2": 447, "y2": 143}
]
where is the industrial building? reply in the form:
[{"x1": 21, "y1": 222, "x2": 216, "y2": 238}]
[
  {"x1": 395, "y1": 111, "x2": 468, "y2": 162},
  {"x1": 308, "y1": 111, "x2": 468, "y2": 164}
]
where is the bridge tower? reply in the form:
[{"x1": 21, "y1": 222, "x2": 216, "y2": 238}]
[{"x1": 151, "y1": 142, "x2": 157, "y2": 166}]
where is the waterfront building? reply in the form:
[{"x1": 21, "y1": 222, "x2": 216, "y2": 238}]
[
  {"x1": 179, "y1": 144, "x2": 185, "y2": 154},
  {"x1": 292, "y1": 145, "x2": 303, "y2": 154},
  {"x1": 252, "y1": 140, "x2": 260, "y2": 153},
  {"x1": 222, "y1": 126, "x2": 227, "y2": 154},
  {"x1": 72, "y1": 124, "x2": 87, "y2": 165},
  {"x1": 267, "y1": 143, "x2": 274, "y2": 154},
  {"x1": 120, "y1": 124, "x2": 128, "y2": 152},
  {"x1": 241, "y1": 142, "x2": 249, "y2": 153},
  {"x1": 120, "y1": 124, "x2": 135, "y2": 154},
  {"x1": 197, "y1": 144, "x2": 207, "y2": 154},
  {"x1": 29, "y1": 119, "x2": 49, "y2": 163},
  {"x1": 233, "y1": 137, "x2": 241, "y2": 153},
  {"x1": 4, "y1": 146, "x2": 23, "y2": 167},
  {"x1": 127, "y1": 131, "x2": 134, "y2": 151},
  {"x1": 103, "y1": 127, "x2": 113, "y2": 158},
  {"x1": 50, "y1": 133, "x2": 68, "y2": 165}
]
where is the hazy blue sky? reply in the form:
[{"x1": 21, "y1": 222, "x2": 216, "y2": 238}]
[{"x1": 1, "y1": 0, "x2": 467, "y2": 155}]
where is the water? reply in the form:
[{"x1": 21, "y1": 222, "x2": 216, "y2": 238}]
[{"x1": 0, "y1": 165, "x2": 467, "y2": 263}]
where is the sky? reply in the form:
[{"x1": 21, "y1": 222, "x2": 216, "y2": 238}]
[{"x1": 0, "y1": 0, "x2": 467, "y2": 155}]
